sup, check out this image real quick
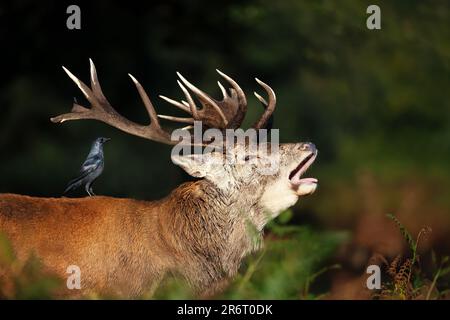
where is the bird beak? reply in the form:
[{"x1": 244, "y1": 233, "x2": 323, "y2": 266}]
[{"x1": 104, "y1": 138, "x2": 111, "y2": 142}]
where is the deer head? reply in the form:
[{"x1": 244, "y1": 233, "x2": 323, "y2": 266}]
[{"x1": 51, "y1": 60, "x2": 318, "y2": 230}]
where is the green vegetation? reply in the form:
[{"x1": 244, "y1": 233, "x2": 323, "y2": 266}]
[
  {"x1": 0, "y1": 233, "x2": 61, "y2": 299},
  {"x1": 376, "y1": 215, "x2": 449, "y2": 300},
  {"x1": 220, "y1": 212, "x2": 347, "y2": 299}
]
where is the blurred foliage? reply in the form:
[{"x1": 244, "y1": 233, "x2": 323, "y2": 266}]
[
  {"x1": 220, "y1": 214, "x2": 347, "y2": 299},
  {"x1": 0, "y1": 233, "x2": 62, "y2": 299},
  {"x1": 376, "y1": 216, "x2": 449, "y2": 300}
]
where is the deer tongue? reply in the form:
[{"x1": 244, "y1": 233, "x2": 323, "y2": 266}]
[{"x1": 291, "y1": 177, "x2": 318, "y2": 196}]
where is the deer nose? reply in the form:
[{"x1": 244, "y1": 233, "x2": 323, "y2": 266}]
[{"x1": 299, "y1": 142, "x2": 316, "y2": 152}]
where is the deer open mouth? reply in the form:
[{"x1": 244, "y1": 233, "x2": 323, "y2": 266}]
[{"x1": 289, "y1": 152, "x2": 318, "y2": 195}]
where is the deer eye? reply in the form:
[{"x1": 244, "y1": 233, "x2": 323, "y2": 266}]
[{"x1": 244, "y1": 155, "x2": 259, "y2": 162}]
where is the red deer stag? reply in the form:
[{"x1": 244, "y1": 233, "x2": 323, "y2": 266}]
[{"x1": 0, "y1": 59, "x2": 318, "y2": 297}]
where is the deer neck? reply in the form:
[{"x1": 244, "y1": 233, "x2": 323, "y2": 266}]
[{"x1": 160, "y1": 180, "x2": 263, "y2": 285}]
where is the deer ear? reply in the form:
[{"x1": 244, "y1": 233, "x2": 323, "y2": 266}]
[{"x1": 171, "y1": 154, "x2": 207, "y2": 178}]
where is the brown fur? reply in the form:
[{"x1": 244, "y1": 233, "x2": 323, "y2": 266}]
[{"x1": 0, "y1": 180, "x2": 260, "y2": 297}]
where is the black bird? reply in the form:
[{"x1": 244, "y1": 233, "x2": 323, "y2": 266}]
[{"x1": 64, "y1": 137, "x2": 110, "y2": 196}]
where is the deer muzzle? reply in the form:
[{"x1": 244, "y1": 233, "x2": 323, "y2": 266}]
[{"x1": 289, "y1": 145, "x2": 318, "y2": 196}]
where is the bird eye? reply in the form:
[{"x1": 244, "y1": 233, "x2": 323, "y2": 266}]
[{"x1": 244, "y1": 156, "x2": 251, "y2": 161}]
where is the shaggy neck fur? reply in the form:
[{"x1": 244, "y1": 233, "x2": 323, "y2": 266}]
[{"x1": 160, "y1": 180, "x2": 265, "y2": 292}]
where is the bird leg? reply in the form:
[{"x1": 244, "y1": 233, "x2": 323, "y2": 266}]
[{"x1": 85, "y1": 183, "x2": 94, "y2": 197}]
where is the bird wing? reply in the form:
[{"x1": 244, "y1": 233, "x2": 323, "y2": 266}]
[
  {"x1": 66, "y1": 155, "x2": 102, "y2": 187},
  {"x1": 64, "y1": 160, "x2": 101, "y2": 194},
  {"x1": 69, "y1": 160, "x2": 100, "y2": 185},
  {"x1": 80, "y1": 154, "x2": 102, "y2": 173}
]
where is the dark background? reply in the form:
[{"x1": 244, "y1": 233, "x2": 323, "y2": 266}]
[{"x1": 0, "y1": 0, "x2": 449, "y2": 299}]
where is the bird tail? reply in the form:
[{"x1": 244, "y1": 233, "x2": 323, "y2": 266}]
[{"x1": 63, "y1": 176, "x2": 84, "y2": 195}]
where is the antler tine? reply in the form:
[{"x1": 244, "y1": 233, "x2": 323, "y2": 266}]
[
  {"x1": 253, "y1": 92, "x2": 268, "y2": 106},
  {"x1": 177, "y1": 72, "x2": 228, "y2": 127},
  {"x1": 253, "y1": 78, "x2": 276, "y2": 129},
  {"x1": 217, "y1": 81, "x2": 228, "y2": 99},
  {"x1": 216, "y1": 69, "x2": 247, "y2": 106},
  {"x1": 157, "y1": 114, "x2": 194, "y2": 124},
  {"x1": 216, "y1": 69, "x2": 247, "y2": 129},
  {"x1": 177, "y1": 80, "x2": 199, "y2": 120},
  {"x1": 158, "y1": 95, "x2": 191, "y2": 113},
  {"x1": 61, "y1": 66, "x2": 93, "y2": 106},
  {"x1": 253, "y1": 92, "x2": 274, "y2": 130},
  {"x1": 89, "y1": 58, "x2": 107, "y2": 102},
  {"x1": 127, "y1": 73, "x2": 161, "y2": 130}
]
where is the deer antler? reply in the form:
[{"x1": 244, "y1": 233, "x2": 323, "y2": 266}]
[
  {"x1": 159, "y1": 71, "x2": 275, "y2": 131},
  {"x1": 52, "y1": 60, "x2": 277, "y2": 146},
  {"x1": 158, "y1": 69, "x2": 248, "y2": 130},
  {"x1": 51, "y1": 59, "x2": 176, "y2": 145}
]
